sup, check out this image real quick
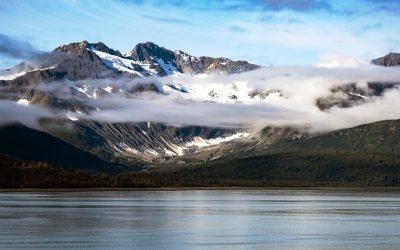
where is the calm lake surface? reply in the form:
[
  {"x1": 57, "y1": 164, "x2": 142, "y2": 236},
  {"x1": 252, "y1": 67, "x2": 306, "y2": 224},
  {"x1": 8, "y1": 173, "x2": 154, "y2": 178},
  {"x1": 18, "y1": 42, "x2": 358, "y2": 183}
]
[{"x1": 0, "y1": 189, "x2": 400, "y2": 249}]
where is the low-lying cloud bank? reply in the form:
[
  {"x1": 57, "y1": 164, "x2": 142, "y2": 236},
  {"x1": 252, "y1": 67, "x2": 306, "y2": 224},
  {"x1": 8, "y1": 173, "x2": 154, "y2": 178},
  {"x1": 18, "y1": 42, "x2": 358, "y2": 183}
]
[
  {"x1": 0, "y1": 100, "x2": 55, "y2": 129},
  {"x1": 84, "y1": 65, "x2": 400, "y2": 131},
  {"x1": 2, "y1": 65, "x2": 400, "y2": 132}
]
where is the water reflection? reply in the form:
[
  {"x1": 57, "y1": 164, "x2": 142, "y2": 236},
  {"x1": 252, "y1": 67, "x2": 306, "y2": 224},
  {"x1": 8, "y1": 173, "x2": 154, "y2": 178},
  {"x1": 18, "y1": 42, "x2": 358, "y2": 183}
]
[{"x1": 0, "y1": 190, "x2": 400, "y2": 249}]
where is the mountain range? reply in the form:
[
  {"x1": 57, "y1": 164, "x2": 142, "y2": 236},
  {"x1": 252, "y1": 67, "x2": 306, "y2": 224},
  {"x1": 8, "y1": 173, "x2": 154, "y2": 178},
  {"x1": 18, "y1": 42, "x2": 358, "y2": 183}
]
[{"x1": 0, "y1": 41, "x2": 399, "y2": 187}]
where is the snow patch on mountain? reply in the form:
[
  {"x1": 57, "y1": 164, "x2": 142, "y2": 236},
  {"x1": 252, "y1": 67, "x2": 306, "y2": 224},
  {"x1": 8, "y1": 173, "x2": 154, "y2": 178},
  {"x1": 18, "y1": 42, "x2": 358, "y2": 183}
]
[
  {"x1": 174, "y1": 50, "x2": 198, "y2": 62},
  {"x1": 91, "y1": 48, "x2": 179, "y2": 77},
  {"x1": 17, "y1": 99, "x2": 30, "y2": 105},
  {"x1": 0, "y1": 65, "x2": 57, "y2": 81},
  {"x1": 67, "y1": 77, "x2": 282, "y2": 105},
  {"x1": 102, "y1": 86, "x2": 113, "y2": 94},
  {"x1": 186, "y1": 132, "x2": 250, "y2": 148},
  {"x1": 145, "y1": 149, "x2": 159, "y2": 156},
  {"x1": 66, "y1": 111, "x2": 79, "y2": 121},
  {"x1": 0, "y1": 71, "x2": 27, "y2": 81},
  {"x1": 164, "y1": 148, "x2": 177, "y2": 157},
  {"x1": 72, "y1": 85, "x2": 99, "y2": 99},
  {"x1": 156, "y1": 58, "x2": 180, "y2": 75},
  {"x1": 348, "y1": 92, "x2": 368, "y2": 100},
  {"x1": 160, "y1": 79, "x2": 281, "y2": 104},
  {"x1": 89, "y1": 49, "x2": 145, "y2": 77}
]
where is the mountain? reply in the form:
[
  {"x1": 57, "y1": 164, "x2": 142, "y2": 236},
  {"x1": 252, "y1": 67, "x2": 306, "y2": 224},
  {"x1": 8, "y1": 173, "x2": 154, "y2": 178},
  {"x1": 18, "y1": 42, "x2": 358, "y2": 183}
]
[
  {"x1": 312, "y1": 51, "x2": 400, "y2": 110},
  {"x1": 42, "y1": 120, "x2": 244, "y2": 163},
  {"x1": 0, "y1": 40, "x2": 259, "y2": 84},
  {"x1": 0, "y1": 41, "x2": 400, "y2": 186},
  {"x1": 0, "y1": 123, "x2": 126, "y2": 172},
  {"x1": 148, "y1": 119, "x2": 400, "y2": 187},
  {"x1": 2, "y1": 120, "x2": 400, "y2": 188},
  {"x1": 0, "y1": 40, "x2": 264, "y2": 115},
  {"x1": 0, "y1": 40, "x2": 259, "y2": 162},
  {"x1": 248, "y1": 120, "x2": 400, "y2": 154},
  {"x1": 321, "y1": 53, "x2": 400, "y2": 111},
  {"x1": 162, "y1": 149, "x2": 400, "y2": 187},
  {"x1": 0, "y1": 40, "x2": 260, "y2": 111},
  {"x1": 125, "y1": 41, "x2": 260, "y2": 76},
  {"x1": 283, "y1": 119, "x2": 400, "y2": 154},
  {"x1": 241, "y1": 119, "x2": 400, "y2": 156},
  {"x1": 372, "y1": 52, "x2": 400, "y2": 67},
  {"x1": 173, "y1": 119, "x2": 400, "y2": 166}
]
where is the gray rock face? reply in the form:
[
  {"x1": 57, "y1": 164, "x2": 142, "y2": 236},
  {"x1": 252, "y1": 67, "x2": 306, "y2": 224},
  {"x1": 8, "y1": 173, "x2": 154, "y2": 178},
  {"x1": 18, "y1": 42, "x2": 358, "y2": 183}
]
[
  {"x1": 89, "y1": 42, "x2": 123, "y2": 57},
  {"x1": 126, "y1": 41, "x2": 259, "y2": 75},
  {"x1": 128, "y1": 42, "x2": 176, "y2": 62},
  {"x1": 0, "y1": 41, "x2": 122, "y2": 109},
  {"x1": 1, "y1": 41, "x2": 119, "y2": 90},
  {"x1": 42, "y1": 120, "x2": 240, "y2": 162},
  {"x1": 371, "y1": 53, "x2": 400, "y2": 66},
  {"x1": 174, "y1": 51, "x2": 260, "y2": 74},
  {"x1": 125, "y1": 42, "x2": 181, "y2": 76},
  {"x1": 316, "y1": 82, "x2": 399, "y2": 110},
  {"x1": 53, "y1": 41, "x2": 119, "y2": 80}
]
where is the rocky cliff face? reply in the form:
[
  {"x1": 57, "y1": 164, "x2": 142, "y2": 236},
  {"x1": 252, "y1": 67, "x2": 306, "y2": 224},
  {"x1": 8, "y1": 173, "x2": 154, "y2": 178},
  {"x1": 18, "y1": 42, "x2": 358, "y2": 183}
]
[
  {"x1": 174, "y1": 50, "x2": 259, "y2": 74},
  {"x1": 41, "y1": 120, "x2": 244, "y2": 163},
  {"x1": 0, "y1": 41, "x2": 118, "y2": 90},
  {"x1": 125, "y1": 42, "x2": 181, "y2": 76},
  {"x1": 316, "y1": 82, "x2": 400, "y2": 111},
  {"x1": 125, "y1": 41, "x2": 259, "y2": 76},
  {"x1": 371, "y1": 52, "x2": 400, "y2": 67}
]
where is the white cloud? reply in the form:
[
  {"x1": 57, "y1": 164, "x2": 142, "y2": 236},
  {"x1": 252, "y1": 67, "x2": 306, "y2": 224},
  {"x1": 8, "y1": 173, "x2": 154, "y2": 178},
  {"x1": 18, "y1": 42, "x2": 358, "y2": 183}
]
[
  {"x1": 74, "y1": 66, "x2": 400, "y2": 132},
  {"x1": 3, "y1": 64, "x2": 400, "y2": 133},
  {"x1": 316, "y1": 53, "x2": 364, "y2": 68},
  {"x1": 0, "y1": 100, "x2": 56, "y2": 129}
]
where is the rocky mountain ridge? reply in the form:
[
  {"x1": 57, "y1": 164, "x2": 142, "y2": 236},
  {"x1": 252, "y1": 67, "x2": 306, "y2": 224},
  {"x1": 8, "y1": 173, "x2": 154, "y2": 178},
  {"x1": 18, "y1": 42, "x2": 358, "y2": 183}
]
[
  {"x1": 0, "y1": 40, "x2": 259, "y2": 83},
  {"x1": 371, "y1": 52, "x2": 400, "y2": 67}
]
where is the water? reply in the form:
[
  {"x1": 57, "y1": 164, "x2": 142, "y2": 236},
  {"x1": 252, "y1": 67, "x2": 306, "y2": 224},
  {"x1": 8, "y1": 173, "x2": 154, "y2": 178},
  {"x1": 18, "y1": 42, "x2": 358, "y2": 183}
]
[{"x1": 0, "y1": 189, "x2": 400, "y2": 249}]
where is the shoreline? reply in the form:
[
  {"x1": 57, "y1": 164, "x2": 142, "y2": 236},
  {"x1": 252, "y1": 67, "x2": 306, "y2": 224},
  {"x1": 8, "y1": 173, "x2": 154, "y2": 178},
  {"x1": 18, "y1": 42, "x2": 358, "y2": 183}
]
[{"x1": 2, "y1": 186, "x2": 400, "y2": 192}]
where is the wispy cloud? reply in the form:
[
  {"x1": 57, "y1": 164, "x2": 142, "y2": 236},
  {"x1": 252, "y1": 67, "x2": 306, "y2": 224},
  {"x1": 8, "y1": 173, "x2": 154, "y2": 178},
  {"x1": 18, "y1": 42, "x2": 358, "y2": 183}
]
[
  {"x1": 142, "y1": 14, "x2": 193, "y2": 25},
  {"x1": 251, "y1": 0, "x2": 331, "y2": 11},
  {"x1": 229, "y1": 25, "x2": 246, "y2": 33},
  {"x1": 0, "y1": 100, "x2": 55, "y2": 129},
  {"x1": 0, "y1": 34, "x2": 43, "y2": 60}
]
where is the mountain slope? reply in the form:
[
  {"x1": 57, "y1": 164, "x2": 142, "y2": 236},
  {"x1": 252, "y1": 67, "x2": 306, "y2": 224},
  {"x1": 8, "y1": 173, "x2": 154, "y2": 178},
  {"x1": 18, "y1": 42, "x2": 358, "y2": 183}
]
[
  {"x1": 2, "y1": 149, "x2": 400, "y2": 188},
  {"x1": 42, "y1": 120, "x2": 246, "y2": 163},
  {"x1": 191, "y1": 119, "x2": 400, "y2": 163},
  {"x1": 154, "y1": 120, "x2": 400, "y2": 186},
  {"x1": 1, "y1": 120, "x2": 400, "y2": 187},
  {"x1": 161, "y1": 149, "x2": 400, "y2": 186},
  {"x1": 0, "y1": 123, "x2": 127, "y2": 171},
  {"x1": 279, "y1": 120, "x2": 400, "y2": 155},
  {"x1": 125, "y1": 41, "x2": 260, "y2": 76}
]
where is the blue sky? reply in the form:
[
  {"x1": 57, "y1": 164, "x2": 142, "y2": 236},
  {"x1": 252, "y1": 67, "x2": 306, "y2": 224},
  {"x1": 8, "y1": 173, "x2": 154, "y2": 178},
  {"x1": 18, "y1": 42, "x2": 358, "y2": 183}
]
[{"x1": 0, "y1": 0, "x2": 399, "y2": 68}]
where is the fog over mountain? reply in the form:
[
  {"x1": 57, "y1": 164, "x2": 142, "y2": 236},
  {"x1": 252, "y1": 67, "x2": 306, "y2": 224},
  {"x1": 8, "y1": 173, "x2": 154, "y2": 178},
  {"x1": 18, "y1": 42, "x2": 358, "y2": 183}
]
[
  {"x1": 0, "y1": 39, "x2": 400, "y2": 162},
  {"x1": 1, "y1": 41, "x2": 400, "y2": 132}
]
